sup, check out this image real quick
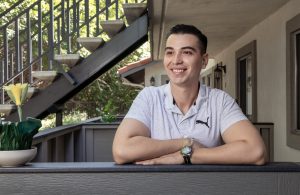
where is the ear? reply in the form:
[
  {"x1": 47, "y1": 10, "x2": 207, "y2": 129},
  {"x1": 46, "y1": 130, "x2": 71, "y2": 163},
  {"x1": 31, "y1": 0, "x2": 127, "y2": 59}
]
[{"x1": 201, "y1": 53, "x2": 209, "y2": 69}]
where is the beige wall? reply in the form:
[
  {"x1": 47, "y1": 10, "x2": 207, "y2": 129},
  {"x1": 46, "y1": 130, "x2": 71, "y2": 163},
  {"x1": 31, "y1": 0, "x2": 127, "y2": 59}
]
[
  {"x1": 214, "y1": 0, "x2": 300, "y2": 161},
  {"x1": 145, "y1": 61, "x2": 165, "y2": 87}
]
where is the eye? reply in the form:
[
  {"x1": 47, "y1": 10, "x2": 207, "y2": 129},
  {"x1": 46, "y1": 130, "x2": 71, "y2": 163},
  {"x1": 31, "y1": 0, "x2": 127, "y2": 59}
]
[
  {"x1": 165, "y1": 50, "x2": 174, "y2": 55},
  {"x1": 183, "y1": 50, "x2": 193, "y2": 55}
]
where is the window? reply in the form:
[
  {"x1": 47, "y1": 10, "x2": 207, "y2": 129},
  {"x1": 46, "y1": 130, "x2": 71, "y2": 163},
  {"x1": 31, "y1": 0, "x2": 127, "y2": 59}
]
[
  {"x1": 286, "y1": 13, "x2": 300, "y2": 150},
  {"x1": 161, "y1": 75, "x2": 169, "y2": 85},
  {"x1": 236, "y1": 40, "x2": 257, "y2": 122},
  {"x1": 207, "y1": 74, "x2": 211, "y2": 87},
  {"x1": 202, "y1": 77, "x2": 205, "y2": 85}
]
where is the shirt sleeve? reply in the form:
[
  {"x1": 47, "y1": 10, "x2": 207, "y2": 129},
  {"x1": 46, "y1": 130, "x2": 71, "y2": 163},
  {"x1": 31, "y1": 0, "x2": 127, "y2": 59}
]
[
  {"x1": 124, "y1": 88, "x2": 151, "y2": 130},
  {"x1": 220, "y1": 92, "x2": 248, "y2": 134}
]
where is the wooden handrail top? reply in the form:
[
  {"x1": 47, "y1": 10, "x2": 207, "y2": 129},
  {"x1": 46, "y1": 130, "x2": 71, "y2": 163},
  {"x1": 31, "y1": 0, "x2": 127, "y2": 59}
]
[{"x1": 0, "y1": 162, "x2": 299, "y2": 173}]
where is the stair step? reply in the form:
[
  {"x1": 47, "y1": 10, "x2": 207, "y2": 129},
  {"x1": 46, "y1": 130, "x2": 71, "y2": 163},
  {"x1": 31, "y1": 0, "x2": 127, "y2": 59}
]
[
  {"x1": 27, "y1": 87, "x2": 38, "y2": 99},
  {"x1": 77, "y1": 37, "x2": 105, "y2": 52},
  {"x1": 32, "y1": 71, "x2": 58, "y2": 82},
  {"x1": 54, "y1": 54, "x2": 81, "y2": 67},
  {"x1": 123, "y1": 3, "x2": 147, "y2": 25},
  {"x1": 0, "y1": 104, "x2": 16, "y2": 116},
  {"x1": 100, "y1": 20, "x2": 125, "y2": 38}
]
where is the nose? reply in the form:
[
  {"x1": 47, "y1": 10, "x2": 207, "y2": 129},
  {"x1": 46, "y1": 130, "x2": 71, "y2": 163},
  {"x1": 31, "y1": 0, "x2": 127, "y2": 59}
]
[{"x1": 172, "y1": 52, "x2": 183, "y2": 65}]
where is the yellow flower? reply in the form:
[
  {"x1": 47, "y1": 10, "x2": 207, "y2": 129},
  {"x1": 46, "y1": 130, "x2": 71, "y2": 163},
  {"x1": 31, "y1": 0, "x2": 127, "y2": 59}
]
[{"x1": 3, "y1": 83, "x2": 29, "y2": 106}]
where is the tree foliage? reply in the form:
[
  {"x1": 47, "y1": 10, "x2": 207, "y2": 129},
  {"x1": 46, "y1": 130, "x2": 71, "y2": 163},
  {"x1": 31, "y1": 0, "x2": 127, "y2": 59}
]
[{"x1": 64, "y1": 42, "x2": 149, "y2": 119}]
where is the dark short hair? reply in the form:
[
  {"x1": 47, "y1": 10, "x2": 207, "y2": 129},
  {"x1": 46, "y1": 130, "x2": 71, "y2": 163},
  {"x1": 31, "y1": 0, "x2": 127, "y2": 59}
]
[{"x1": 166, "y1": 24, "x2": 207, "y2": 54}]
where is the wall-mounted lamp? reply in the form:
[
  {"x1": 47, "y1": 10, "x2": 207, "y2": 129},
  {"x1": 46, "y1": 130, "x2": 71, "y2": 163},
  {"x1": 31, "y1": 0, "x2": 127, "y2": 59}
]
[
  {"x1": 150, "y1": 76, "x2": 155, "y2": 86},
  {"x1": 214, "y1": 62, "x2": 226, "y2": 80},
  {"x1": 217, "y1": 62, "x2": 226, "y2": 74}
]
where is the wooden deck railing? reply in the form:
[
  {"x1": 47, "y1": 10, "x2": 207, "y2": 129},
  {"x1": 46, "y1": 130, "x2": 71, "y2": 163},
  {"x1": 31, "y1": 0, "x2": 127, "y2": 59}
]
[
  {"x1": 1, "y1": 162, "x2": 300, "y2": 194},
  {"x1": 32, "y1": 119, "x2": 274, "y2": 162},
  {"x1": 32, "y1": 119, "x2": 119, "y2": 162}
]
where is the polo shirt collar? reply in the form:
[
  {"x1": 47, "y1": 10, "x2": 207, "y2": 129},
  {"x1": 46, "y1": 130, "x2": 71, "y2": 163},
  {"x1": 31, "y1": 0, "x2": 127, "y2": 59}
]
[{"x1": 164, "y1": 82, "x2": 208, "y2": 114}]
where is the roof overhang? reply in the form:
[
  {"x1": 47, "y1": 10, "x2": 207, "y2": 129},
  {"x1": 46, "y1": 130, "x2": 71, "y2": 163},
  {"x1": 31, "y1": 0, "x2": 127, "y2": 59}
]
[
  {"x1": 148, "y1": 0, "x2": 289, "y2": 60},
  {"x1": 118, "y1": 58, "x2": 161, "y2": 84}
]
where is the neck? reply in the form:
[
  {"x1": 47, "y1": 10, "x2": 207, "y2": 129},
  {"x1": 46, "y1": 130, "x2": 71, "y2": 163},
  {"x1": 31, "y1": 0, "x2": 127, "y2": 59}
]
[{"x1": 170, "y1": 82, "x2": 199, "y2": 115}]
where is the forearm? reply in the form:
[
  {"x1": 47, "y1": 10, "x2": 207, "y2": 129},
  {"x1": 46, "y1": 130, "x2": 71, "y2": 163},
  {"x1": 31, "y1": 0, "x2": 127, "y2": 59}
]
[
  {"x1": 191, "y1": 140, "x2": 267, "y2": 165},
  {"x1": 113, "y1": 136, "x2": 186, "y2": 164}
]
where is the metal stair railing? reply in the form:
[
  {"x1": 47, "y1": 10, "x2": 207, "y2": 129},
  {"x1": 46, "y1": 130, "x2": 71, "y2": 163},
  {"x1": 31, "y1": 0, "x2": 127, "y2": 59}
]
[{"x1": 0, "y1": 0, "x2": 145, "y2": 105}]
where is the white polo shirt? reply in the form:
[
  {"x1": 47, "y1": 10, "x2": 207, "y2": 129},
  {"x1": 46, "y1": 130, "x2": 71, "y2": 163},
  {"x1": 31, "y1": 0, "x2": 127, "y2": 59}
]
[{"x1": 125, "y1": 83, "x2": 247, "y2": 147}]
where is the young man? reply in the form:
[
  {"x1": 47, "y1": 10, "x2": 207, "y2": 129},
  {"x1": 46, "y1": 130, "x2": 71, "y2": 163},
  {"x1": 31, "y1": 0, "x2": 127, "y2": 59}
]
[{"x1": 113, "y1": 24, "x2": 267, "y2": 165}]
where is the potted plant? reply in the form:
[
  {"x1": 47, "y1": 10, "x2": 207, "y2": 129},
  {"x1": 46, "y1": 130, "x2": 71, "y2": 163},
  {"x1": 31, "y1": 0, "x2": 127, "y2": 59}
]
[{"x1": 0, "y1": 83, "x2": 41, "y2": 167}]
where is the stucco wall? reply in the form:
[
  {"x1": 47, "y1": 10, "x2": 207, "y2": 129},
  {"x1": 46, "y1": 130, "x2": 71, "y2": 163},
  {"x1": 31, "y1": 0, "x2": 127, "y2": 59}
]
[
  {"x1": 214, "y1": 0, "x2": 300, "y2": 161},
  {"x1": 145, "y1": 61, "x2": 165, "y2": 87}
]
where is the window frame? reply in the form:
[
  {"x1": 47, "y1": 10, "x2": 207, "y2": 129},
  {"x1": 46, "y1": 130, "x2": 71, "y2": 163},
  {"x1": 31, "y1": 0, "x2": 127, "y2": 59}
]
[
  {"x1": 286, "y1": 13, "x2": 300, "y2": 150},
  {"x1": 235, "y1": 40, "x2": 257, "y2": 122}
]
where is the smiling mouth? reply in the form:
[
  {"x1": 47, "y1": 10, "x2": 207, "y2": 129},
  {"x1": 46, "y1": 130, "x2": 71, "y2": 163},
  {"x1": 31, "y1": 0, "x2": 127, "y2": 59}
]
[{"x1": 171, "y1": 68, "x2": 186, "y2": 74}]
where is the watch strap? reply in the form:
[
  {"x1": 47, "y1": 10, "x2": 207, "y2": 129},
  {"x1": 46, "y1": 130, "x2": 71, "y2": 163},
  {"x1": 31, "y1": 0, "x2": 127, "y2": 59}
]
[{"x1": 183, "y1": 155, "x2": 191, "y2": 164}]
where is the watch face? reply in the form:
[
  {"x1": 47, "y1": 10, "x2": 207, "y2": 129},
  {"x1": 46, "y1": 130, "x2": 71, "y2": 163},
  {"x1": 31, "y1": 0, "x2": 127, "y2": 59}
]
[{"x1": 181, "y1": 146, "x2": 192, "y2": 155}]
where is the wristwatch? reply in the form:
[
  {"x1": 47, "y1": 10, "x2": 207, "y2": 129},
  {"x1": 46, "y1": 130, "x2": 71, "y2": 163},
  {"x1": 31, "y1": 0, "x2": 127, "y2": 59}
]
[{"x1": 181, "y1": 138, "x2": 193, "y2": 164}]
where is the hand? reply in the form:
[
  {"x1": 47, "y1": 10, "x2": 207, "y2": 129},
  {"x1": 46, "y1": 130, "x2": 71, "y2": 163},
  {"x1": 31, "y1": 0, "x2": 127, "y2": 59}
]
[
  {"x1": 135, "y1": 151, "x2": 184, "y2": 165},
  {"x1": 192, "y1": 139, "x2": 205, "y2": 150}
]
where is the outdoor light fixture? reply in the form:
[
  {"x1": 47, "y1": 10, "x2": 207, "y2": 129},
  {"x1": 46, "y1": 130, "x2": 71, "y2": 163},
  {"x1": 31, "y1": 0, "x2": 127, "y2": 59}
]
[
  {"x1": 214, "y1": 62, "x2": 226, "y2": 80},
  {"x1": 217, "y1": 62, "x2": 226, "y2": 73},
  {"x1": 150, "y1": 76, "x2": 155, "y2": 86}
]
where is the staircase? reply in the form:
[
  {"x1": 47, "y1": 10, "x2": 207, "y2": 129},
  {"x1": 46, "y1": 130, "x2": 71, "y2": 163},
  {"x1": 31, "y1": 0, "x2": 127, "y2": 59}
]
[{"x1": 0, "y1": 0, "x2": 148, "y2": 122}]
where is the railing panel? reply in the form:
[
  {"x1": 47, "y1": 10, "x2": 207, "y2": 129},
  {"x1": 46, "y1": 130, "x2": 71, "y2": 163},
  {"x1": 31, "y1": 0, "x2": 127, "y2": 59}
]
[
  {"x1": 74, "y1": 129, "x2": 85, "y2": 162},
  {"x1": 83, "y1": 124, "x2": 118, "y2": 162},
  {"x1": 254, "y1": 123, "x2": 274, "y2": 161},
  {"x1": 55, "y1": 136, "x2": 65, "y2": 162},
  {"x1": 33, "y1": 121, "x2": 272, "y2": 163},
  {"x1": 64, "y1": 132, "x2": 75, "y2": 162},
  {"x1": 33, "y1": 120, "x2": 119, "y2": 162}
]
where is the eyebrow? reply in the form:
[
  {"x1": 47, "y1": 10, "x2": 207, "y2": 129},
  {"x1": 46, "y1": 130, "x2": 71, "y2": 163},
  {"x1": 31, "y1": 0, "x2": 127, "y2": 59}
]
[
  {"x1": 165, "y1": 46, "x2": 197, "y2": 51},
  {"x1": 181, "y1": 46, "x2": 197, "y2": 51}
]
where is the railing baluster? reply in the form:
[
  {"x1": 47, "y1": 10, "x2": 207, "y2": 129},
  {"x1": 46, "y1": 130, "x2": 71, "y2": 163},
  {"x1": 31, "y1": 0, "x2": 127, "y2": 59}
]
[
  {"x1": 0, "y1": 60, "x2": 3, "y2": 104},
  {"x1": 61, "y1": 0, "x2": 65, "y2": 39},
  {"x1": 77, "y1": 2, "x2": 80, "y2": 48},
  {"x1": 3, "y1": 28, "x2": 8, "y2": 82},
  {"x1": 73, "y1": 1, "x2": 80, "y2": 51},
  {"x1": 0, "y1": 60, "x2": 3, "y2": 85},
  {"x1": 15, "y1": 19, "x2": 20, "y2": 74},
  {"x1": 72, "y1": 0, "x2": 76, "y2": 33},
  {"x1": 1, "y1": 88, "x2": 3, "y2": 104},
  {"x1": 115, "y1": 0, "x2": 119, "y2": 19},
  {"x1": 20, "y1": 46, "x2": 24, "y2": 81},
  {"x1": 96, "y1": 0, "x2": 100, "y2": 35},
  {"x1": 106, "y1": 0, "x2": 110, "y2": 20},
  {"x1": 26, "y1": 11, "x2": 33, "y2": 83},
  {"x1": 10, "y1": 53, "x2": 14, "y2": 83},
  {"x1": 57, "y1": 17, "x2": 61, "y2": 54},
  {"x1": 66, "y1": 0, "x2": 71, "y2": 53},
  {"x1": 49, "y1": 0, "x2": 54, "y2": 70},
  {"x1": 38, "y1": 2, "x2": 42, "y2": 70},
  {"x1": 85, "y1": 0, "x2": 90, "y2": 37}
]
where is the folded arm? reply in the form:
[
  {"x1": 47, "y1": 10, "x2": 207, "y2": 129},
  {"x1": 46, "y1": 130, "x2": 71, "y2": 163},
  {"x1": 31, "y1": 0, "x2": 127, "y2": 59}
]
[
  {"x1": 190, "y1": 120, "x2": 267, "y2": 165},
  {"x1": 134, "y1": 120, "x2": 267, "y2": 165},
  {"x1": 112, "y1": 118, "x2": 188, "y2": 164}
]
